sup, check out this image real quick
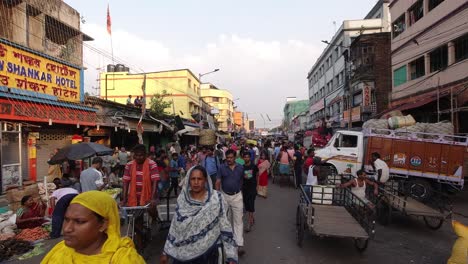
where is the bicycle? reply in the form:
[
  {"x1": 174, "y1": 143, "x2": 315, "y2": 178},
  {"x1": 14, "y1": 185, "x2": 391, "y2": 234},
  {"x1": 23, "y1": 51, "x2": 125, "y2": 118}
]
[{"x1": 120, "y1": 203, "x2": 152, "y2": 254}]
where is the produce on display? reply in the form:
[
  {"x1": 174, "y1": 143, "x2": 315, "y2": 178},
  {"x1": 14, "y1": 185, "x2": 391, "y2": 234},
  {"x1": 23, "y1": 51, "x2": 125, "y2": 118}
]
[
  {"x1": 0, "y1": 239, "x2": 34, "y2": 262},
  {"x1": 15, "y1": 227, "x2": 49, "y2": 242}
]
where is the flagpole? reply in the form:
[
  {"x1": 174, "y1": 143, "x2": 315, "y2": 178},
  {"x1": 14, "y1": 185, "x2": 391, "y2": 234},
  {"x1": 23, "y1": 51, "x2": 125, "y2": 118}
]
[{"x1": 107, "y1": 2, "x2": 115, "y2": 92}]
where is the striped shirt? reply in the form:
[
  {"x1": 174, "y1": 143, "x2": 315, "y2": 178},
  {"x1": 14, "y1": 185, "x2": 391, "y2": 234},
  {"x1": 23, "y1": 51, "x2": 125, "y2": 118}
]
[{"x1": 123, "y1": 160, "x2": 160, "y2": 197}]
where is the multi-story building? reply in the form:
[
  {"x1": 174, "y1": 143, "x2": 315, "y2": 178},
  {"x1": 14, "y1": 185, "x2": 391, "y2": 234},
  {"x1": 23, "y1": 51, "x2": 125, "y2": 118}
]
[
  {"x1": 0, "y1": 0, "x2": 96, "y2": 190},
  {"x1": 307, "y1": 0, "x2": 391, "y2": 129},
  {"x1": 283, "y1": 98, "x2": 309, "y2": 129},
  {"x1": 200, "y1": 83, "x2": 234, "y2": 132},
  {"x1": 100, "y1": 68, "x2": 201, "y2": 120},
  {"x1": 389, "y1": 0, "x2": 468, "y2": 133},
  {"x1": 348, "y1": 32, "x2": 392, "y2": 126},
  {"x1": 233, "y1": 111, "x2": 244, "y2": 131}
]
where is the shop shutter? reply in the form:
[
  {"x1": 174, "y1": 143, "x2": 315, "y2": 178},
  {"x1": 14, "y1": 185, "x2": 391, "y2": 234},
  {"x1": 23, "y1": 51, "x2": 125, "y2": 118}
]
[{"x1": 36, "y1": 132, "x2": 70, "y2": 181}]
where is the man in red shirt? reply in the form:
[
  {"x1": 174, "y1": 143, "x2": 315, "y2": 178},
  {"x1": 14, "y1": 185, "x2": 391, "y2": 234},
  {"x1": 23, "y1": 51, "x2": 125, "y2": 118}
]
[
  {"x1": 303, "y1": 148, "x2": 315, "y2": 175},
  {"x1": 122, "y1": 144, "x2": 160, "y2": 206}
]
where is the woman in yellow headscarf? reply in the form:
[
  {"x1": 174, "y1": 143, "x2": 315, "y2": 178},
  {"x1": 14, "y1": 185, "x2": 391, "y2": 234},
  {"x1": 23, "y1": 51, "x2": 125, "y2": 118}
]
[{"x1": 41, "y1": 191, "x2": 145, "y2": 264}]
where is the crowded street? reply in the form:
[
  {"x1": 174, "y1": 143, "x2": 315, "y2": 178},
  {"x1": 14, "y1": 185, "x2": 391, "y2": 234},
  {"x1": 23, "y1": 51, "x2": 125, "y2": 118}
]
[
  {"x1": 8, "y1": 175, "x2": 468, "y2": 264},
  {"x1": 0, "y1": 0, "x2": 467, "y2": 263}
]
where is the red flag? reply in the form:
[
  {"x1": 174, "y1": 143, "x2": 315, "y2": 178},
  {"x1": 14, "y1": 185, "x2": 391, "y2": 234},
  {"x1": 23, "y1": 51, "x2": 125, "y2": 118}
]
[{"x1": 106, "y1": 4, "x2": 112, "y2": 35}]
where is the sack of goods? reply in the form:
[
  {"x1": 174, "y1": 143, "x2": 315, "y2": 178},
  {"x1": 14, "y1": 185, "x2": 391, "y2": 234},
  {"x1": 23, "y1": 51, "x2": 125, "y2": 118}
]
[
  {"x1": 394, "y1": 123, "x2": 427, "y2": 138},
  {"x1": 388, "y1": 115, "x2": 416, "y2": 129},
  {"x1": 425, "y1": 121, "x2": 454, "y2": 139},
  {"x1": 362, "y1": 119, "x2": 390, "y2": 135},
  {"x1": 199, "y1": 129, "x2": 217, "y2": 146}
]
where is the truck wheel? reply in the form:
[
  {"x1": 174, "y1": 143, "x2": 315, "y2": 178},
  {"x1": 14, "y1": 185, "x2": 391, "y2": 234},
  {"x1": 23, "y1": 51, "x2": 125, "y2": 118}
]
[
  {"x1": 408, "y1": 179, "x2": 434, "y2": 201},
  {"x1": 423, "y1": 216, "x2": 444, "y2": 230},
  {"x1": 354, "y1": 238, "x2": 368, "y2": 252}
]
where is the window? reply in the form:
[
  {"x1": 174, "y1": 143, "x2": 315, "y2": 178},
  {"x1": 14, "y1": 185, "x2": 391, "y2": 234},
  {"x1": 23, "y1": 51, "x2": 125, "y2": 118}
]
[
  {"x1": 409, "y1": 57, "x2": 425, "y2": 80},
  {"x1": 334, "y1": 47, "x2": 339, "y2": 61},
  {"x1": 393, "y1": 65, "x2": 407, "y2": 86},
  {"x1": 429, "y1": 0, "x2": 444, "y2": 11},
  {"x1": 330, "y1": 79, "x2": 334, "y2": 91},
  {"x1": 429, "y1": 45, "x2": 448, "y2": 72},
  {"x1": 334, "y1": 134, "x2": 358, "y2": 148},
  {"x1": 392, "y1": 14, "x2": 406, "y2": 38},
  {"x1": 408, "y1": 0, "x2": 424, "y2": 26},
  {"x1": 353, "y1": 92, "x2": 363, "y2": 106},
  {"x1": 455, "y1": 34, "x2": 468, "y2": 62},
  {"x1": 188, "y1": 79, "x2": 192, "y2": 88},
  {"x1": 212, "y1": 97, "x2": 220, "y2": 102}
]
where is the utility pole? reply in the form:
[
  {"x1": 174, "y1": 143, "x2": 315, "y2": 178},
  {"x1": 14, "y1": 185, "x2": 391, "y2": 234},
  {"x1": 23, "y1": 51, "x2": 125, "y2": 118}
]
[{"x1": 344, "y1": 49, "x2": 352, "y2": 129}]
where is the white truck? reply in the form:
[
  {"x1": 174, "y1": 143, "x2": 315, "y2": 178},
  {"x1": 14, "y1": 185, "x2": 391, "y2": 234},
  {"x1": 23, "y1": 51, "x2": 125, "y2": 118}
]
[{"x1": 315, "y1": 128, "x2": 467, "y2": 198}]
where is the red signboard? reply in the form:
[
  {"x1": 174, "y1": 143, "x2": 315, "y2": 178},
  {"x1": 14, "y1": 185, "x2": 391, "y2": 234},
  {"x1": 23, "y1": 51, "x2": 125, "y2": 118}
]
[
  {"x1": 0, "y1": 98, "x2": 97, "y2": 126},
  {"x1": 363, "y1": 84, "x2": 371, "y2": 106}
]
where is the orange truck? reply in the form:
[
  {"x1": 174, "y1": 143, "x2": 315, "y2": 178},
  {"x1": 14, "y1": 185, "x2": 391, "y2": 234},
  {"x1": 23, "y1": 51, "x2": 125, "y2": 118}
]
[{"x1": 314, "y1": 128, "x2": 467, "y2": 197}]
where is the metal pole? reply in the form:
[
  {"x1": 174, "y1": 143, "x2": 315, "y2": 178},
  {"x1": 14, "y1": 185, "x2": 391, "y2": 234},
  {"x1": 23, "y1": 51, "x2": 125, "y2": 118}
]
[
  {"x1": 105, "y1": 74, "x2": 108, "y2": 100},
  {"x1": 450, "y1": 87, "x2": 454, "y2": 124},
  {"x1": 18, "y1": 124, "x2": 22, "y2": 187}
]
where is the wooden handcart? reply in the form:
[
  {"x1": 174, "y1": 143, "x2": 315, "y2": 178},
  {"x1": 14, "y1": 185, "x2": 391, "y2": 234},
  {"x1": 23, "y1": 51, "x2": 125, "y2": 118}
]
[
  {"x1": 372, "y1": 181, "x2": 451, "y2": 230},
  {"x1": 296, "y1": 184, "x2": 376, "y2": 252}
]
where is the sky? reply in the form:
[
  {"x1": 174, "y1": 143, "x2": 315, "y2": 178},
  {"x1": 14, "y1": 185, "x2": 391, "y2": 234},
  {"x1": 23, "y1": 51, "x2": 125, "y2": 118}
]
[{"x1": 65, "y1": 0, "x2": 378, "y2": 128}]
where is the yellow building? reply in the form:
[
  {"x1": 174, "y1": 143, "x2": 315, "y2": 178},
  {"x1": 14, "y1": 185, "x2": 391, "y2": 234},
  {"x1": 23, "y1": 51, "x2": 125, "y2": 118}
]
[
  {"x1": 200, "y1": 83, "x2": 234, "y2": 132},
  {"x1": 100, "y1": 68, "x2": 201, "y2": 120}
]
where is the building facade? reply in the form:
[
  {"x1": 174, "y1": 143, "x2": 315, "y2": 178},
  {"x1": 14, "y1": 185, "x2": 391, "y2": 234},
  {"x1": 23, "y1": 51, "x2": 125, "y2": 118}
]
[
  {"x1": 307, "y1": 0, "x2": 391, "y2": 129},
  {"x1": 200, "y1": 83, "x2": 234, "y2": 132},
  {"x1": 0, "y1": 0, "x2": 96, "y2": 191},
  {"x1": 389, "y1": 0, "x2": 468, "y2": 133},
  {"x1": 348, "y1": 32, "x2": 392, "y2": 126},
  {"x1": 233, "y1": 111, "x2": 244, "y2": 131},
  {"x1": 100, "y1": 69, "x2": 201, "y2": 120},
  {"x1": 283, "y1": 98, "x2": 309, "y2": 130}
]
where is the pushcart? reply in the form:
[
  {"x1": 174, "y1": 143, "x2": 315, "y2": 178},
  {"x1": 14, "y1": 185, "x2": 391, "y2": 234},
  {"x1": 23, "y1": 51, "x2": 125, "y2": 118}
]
[
  {"x1": 371, "y1": 181, "x2": 452, "y2": 230},
  {"x1": 120, "y1": 203, "x2": 151, "y2": 254},
  {"x1": 296, "y1": 184, "x2": 375, "y2": 251}
]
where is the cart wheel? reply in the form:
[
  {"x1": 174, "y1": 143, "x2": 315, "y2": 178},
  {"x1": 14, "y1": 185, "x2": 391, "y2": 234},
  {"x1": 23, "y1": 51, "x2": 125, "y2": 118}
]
[
  {"x1": 354, "y1": 238, "x2": 368, "y2": 252},
  {"x1": 376, "y1": 199, "x2": 391, "y2": 226},
  {"x1": 296, "y1": 206, "x2": 304, "y2": 247},
  {"x1": 423, "y1": 216, "x2": 444, "y2": 230},
  {"x1": 407, "y1": 179, "x2": 434, "y2": 202}
]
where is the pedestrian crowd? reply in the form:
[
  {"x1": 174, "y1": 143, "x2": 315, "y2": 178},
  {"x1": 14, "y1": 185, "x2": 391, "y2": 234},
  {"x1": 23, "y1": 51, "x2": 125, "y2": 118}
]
[{"x1": 22, "y1": 135, "x2": 391, "y2": 263}]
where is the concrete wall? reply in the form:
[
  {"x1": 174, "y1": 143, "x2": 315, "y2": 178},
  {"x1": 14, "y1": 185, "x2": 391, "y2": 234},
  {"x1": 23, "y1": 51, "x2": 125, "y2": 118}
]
[
  {"x1": 27, "y1": 13, "x2": 44, "y2": 52},
  {"x1": 0, "y1": 0, "x2": 84, "y2": 66},
  {"x1": 11, "y1": 3, "x2": 27, "y2": 46},
  {"x1": 391, "y1": 0, "x2": 467, "y2": 51},
  {"x1": 27, "y1": 0, "x2": 80, "y2": 30},
  {"x1": 391, "y1": 2, "x2": 468, "y2": 100},
  {"x1": 100, "y1": 69, "x2": 201, "y2": 120},
  {"x1": 200, "y1": 85, "x2": 234, "y2": 131}
]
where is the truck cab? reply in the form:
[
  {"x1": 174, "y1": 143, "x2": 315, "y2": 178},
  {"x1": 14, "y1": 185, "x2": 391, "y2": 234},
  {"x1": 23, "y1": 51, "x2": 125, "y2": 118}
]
[{"x1": 315, "y1": 130, "x2": 364, "y2": 175}]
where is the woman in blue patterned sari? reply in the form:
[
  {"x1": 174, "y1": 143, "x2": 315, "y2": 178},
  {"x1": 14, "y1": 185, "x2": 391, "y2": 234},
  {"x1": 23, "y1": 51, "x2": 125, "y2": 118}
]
[{"x1": 160, "y1": 165, "x2": 238, "y2": 264}]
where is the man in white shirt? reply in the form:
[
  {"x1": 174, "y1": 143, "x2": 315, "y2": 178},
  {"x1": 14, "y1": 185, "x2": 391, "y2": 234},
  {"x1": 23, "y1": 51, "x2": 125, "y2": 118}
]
[
  {"x1": 49, "y1": 178, "x2": 79, "y2": 238},
  {"x1": 252, "y1": 145, "x2": 260, "y2": 164},
  {"x1": 372, "y1": 152, "x2": 390, "y2": 183},
  {"x1": 80, "y1": 157, "x2": 105, "y2": 192},
  {"x1": 169, "y1": 144, "x2": 177, "y2": 154}
]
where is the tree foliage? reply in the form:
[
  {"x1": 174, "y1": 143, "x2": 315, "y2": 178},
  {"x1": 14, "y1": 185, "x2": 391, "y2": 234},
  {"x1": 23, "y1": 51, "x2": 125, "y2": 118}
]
[{"x1": 149, "y1": 90, "x2": 173, "y2": 116}]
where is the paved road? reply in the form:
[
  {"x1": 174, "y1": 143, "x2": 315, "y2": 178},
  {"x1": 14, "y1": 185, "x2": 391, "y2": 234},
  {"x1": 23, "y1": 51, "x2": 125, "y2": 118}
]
[
  {"x1": 11, "y1": 179, "x2": 466, "y2": 264},
  {"x1": 145, "y1": 180, "x2": 462, "y2": 264}
]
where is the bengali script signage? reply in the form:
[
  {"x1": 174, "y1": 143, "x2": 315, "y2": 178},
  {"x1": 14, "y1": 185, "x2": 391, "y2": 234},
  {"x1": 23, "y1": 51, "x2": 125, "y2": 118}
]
[
  {"x1": 343, "y1": 106, "x2": 361, "y2": 123},
  {"x1": 0, "y1": 41, "x2": 82, "y2": 102}
]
